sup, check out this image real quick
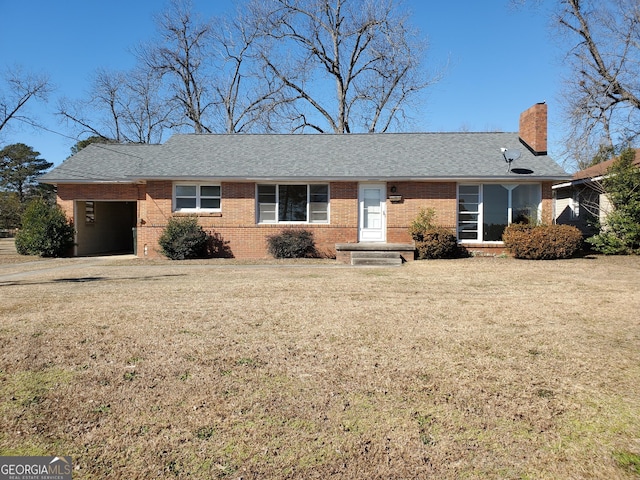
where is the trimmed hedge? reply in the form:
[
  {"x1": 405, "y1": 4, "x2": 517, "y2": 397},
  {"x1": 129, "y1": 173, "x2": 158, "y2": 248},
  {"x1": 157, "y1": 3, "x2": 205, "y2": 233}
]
[
  {"x1": 267, "y1": 229, "x2": 317, "y2": 258},
  {"x1": 502, "y1": 223, "x2": 583, "y2": 260}
]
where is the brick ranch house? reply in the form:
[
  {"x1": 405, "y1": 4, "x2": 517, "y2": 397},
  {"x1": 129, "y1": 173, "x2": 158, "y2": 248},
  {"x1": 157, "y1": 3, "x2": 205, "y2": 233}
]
[{"x1": 39, "y1": 103, "x2": 569, "y2": 262}]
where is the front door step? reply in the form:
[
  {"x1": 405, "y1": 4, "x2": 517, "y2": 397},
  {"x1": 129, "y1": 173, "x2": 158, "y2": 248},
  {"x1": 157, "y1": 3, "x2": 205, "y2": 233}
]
[
  {"x1": 350, "y1": 251, "x2": 403, "y2": 266},
  {"x1": 335, "y1": 242, "x2": 416, "y2": 265}
]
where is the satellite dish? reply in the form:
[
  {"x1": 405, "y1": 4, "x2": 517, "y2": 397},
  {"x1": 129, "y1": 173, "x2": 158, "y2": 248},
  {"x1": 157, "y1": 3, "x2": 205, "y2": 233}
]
[
  {"x1": 505, "y1": 149, "x2": 521, "y2": 162},
  {"x1": 501, "y1": 148, "x2": 522, "y2": 172}
]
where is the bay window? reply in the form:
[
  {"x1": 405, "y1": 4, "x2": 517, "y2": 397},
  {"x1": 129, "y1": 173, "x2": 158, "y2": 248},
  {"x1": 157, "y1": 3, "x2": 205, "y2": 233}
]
[
  {"x1": 257, "y1": 184, "x2": 329, "y2": 223},
  {"x1": 458, "y1": 184, "x2": 541, "y2": 242}
]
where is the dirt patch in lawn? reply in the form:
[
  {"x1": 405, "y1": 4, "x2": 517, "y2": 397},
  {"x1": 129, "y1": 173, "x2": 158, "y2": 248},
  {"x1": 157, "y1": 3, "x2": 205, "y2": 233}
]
[{"x1": 1, "y1": 255, "x2": 639, "y2": 478}]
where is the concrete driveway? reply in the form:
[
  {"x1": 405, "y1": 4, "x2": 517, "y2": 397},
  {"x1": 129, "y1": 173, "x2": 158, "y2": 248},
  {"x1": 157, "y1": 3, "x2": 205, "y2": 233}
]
[{"x1": 0, "y1": 238, "x2": 137, "y2": 283}]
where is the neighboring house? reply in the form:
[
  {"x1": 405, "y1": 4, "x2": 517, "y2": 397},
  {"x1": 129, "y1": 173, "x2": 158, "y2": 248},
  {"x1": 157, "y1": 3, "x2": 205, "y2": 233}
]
[
  {"x1": 553, "y1": 150, "x2": 640, "y2": 236},
  {"x1": 39, "y1": 103, "x2": 569, "y2": 261}
]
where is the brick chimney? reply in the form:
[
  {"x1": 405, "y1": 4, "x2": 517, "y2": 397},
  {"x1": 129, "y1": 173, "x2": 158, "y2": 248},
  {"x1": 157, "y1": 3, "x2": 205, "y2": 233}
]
[{"x1": 519, "y1": 102, "x2": 547, "y2": 155}]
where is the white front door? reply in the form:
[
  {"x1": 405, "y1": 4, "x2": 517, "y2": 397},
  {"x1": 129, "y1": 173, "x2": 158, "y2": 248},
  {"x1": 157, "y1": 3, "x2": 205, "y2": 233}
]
[{"x1": 359, "y1": 183, "x2": 386, "y2": 242}]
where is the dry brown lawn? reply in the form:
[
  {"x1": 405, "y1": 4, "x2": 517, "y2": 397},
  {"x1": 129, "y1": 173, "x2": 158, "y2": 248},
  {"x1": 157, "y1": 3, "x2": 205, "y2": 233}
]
[{"x1": 1, "y1": 238, "x2": 639, "y2": 479}]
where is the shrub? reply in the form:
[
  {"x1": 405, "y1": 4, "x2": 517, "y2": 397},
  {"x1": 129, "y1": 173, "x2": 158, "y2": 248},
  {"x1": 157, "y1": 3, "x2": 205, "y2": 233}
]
[
  {"x1": 586, "y1": 216, "x2": 634, "y2": 255},
  {"x1": 587, "y1": 148, "x2": 640, "y2": 255},
  {"x1": 15, "y1": 198, "x2": 75, "y2": 257},
  {"x1": 267, "y1": 229, "x2": 317, "y2": 258},
  {"x1": 408, "y1": 208, "x2": 436, "y2": 242},
  {"x1": 502, "y1": 223, "x2": 583, "y2": 260},
  {"x1": 409, "y1": 208, "x2": 466, "y2": 259},
  {"x1": 587, "y1": 205, "x2": 640, "y2": 255},
  {"x1": 158, "y1": 216, "x2": 208, "y2": 260},
  {"x1": 415, "y1": 227, "x2": 462, "y2": 259}
]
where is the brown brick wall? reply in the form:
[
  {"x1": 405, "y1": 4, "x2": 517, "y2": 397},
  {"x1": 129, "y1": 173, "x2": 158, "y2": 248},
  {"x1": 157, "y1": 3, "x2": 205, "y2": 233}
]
[
  {"x1": 136, "y1": 181, "x2": 360, "y2": 259},
  {"x1": 57, "y1": 183, "x2": 140, "y2": 216},
  {"x1": 386, "y1": 182, "x2": 457, "y2": 243},
  {"x1": 56, "y1": 180, "x2": 555, "y2": 259}
]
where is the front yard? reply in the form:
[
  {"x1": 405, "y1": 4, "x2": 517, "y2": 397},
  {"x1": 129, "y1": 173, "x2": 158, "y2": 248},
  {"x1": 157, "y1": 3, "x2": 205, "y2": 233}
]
[{"x1": 0, "y1": 245, "x2": 639, "y2": 478}]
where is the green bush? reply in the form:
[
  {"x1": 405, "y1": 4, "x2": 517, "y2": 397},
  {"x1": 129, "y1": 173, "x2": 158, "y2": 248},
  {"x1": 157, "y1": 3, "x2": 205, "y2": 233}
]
[
  {"x1": 587, "y1": 148, "x2": 640, "y2": 254},
  {"x1": 502, "y1": 223, "x2": 583, "y2": 260},
  {"x1": 15, "y1": 198, "x2": 75, "y2": 257},
  {"x1": 159, "y1": 216, "x2": 208, "y2": 260},
  {"x1": 586, "y1": 215, "x2": 635, "y2": 255},
  {"x1": 267, "y1": 229, "x2": 317, "y2": 258}
]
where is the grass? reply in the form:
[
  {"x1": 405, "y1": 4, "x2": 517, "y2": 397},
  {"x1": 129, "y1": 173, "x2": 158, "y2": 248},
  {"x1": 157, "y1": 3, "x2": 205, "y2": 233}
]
[
  {"x1": 0, "y1": 239, "x2": 639, "y2": 478},
  {"x1": 615, "y1": 451, "x2": 640, "y2": 475}
]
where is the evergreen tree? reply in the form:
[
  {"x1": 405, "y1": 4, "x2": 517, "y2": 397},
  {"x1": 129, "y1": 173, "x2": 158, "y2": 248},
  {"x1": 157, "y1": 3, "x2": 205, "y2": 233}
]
[
  {"x1": 0, "y1": 143, "x2": 53, "y2": 203},
  {"x1": 69, "y1": 136, "x2": 116, "y2": 157},
  {"x1": 588, "y1": 148, "x2": 640, "y2": 254},
  {"x1": 15, "y1": 198, "x2": 75, "y2": 257}
]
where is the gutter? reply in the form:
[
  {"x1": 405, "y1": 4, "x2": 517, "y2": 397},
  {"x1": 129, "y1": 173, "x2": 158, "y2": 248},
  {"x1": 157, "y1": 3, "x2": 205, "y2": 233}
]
[
  {"x1": 41, "y1": 174, "x2": 572, "y2": 184},
  {"x1": 127, "y1": 175, "x2": 572, "y2": 183},
  {"x1": 552, "y1": 175, "x2": 605, "y2": 189}
]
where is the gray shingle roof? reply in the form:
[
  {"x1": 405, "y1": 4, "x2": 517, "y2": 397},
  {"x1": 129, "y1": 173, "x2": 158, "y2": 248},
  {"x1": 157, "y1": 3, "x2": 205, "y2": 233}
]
[
  {"x1": 39, "y1": 143, "x2": 163, "y2": 183},
  {"x1": 40, "y1": 132, "x2": 569, "y2": 183}
]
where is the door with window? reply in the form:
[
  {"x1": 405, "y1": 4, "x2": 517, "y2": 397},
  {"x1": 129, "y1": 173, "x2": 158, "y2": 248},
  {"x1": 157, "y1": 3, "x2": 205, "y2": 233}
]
[{"x1": 359, "y1": 183, "x2": 386, "y2": 242}]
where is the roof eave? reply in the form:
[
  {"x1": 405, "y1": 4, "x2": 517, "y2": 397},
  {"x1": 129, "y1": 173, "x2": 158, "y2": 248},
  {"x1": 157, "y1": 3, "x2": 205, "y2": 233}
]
[
  {"x1": 130, "y1": 174, "x2": 571, "y2": 183},
  {"x1": 38, "y1": 178, "x2": 137, "y2": 185},
  {"x1": 552, "y1": 175, "x2": 605, "y2": 189}
]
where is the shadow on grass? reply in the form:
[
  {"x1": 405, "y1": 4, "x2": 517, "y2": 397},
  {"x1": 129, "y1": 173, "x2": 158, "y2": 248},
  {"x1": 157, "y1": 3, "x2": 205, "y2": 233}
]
[
  {"x1": 54, "y1": 276, "x2": 105, "y2": 283},
  {"x1": 0, "y1": 273, "x2": 186, "y2": 287}
]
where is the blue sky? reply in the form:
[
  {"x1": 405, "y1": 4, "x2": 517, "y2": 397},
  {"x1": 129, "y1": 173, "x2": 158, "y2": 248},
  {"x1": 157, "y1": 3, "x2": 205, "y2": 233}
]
[{"x1": 1, "y1": 0, "x2": 567, "y2": 168}]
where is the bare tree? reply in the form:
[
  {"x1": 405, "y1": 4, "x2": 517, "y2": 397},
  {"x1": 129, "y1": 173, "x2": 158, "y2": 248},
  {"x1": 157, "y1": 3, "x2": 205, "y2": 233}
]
[
  {"x1": 56, "y1": 0, "x2": 438, "y2": 141},
  {"x1": 123, "y1": 68, "x2": 175, "y2": 143},
  {"x1": 57, "y1": 0, "x2": 287, "y2": 140},
  {"x1": 57, "y1": 67, "x2": 172, "y2": 144},
  {"x1": 552, "y1": 0, "x2": 640, "y2": 168},
  {"x1": 135, "y1": 0, "x2": 215, "y2": 134},
  {"x1": 0, "y1": 66, "x2": 52, "y2": 135},
  {"x1": 57, "y1": 70, "x2": 124, "y2": 143},
  {"x1": 210, "y1": 8, "x2": 291, "y2": 133},
  {"x1": 248, "y1": 0, "x2": 437, "y2": 133}
]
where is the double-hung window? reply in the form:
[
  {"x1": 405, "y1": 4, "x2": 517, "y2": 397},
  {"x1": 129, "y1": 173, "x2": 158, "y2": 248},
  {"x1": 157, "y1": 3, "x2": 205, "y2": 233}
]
[
  {"x1": 257, "y1": 184, "x2": 329, "y2": 223},
  {"x1": 458, "y1": 183, "x2": 541, "y2": 241},
  {"x1": 174, "y1": 184, "x2": 221, "y2": 212}
]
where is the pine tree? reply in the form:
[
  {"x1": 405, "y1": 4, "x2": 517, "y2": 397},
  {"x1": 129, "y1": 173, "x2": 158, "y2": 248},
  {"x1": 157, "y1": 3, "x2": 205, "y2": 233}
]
[{"x1": 0, "y1": 143, "x2": 53, "y2": 203}]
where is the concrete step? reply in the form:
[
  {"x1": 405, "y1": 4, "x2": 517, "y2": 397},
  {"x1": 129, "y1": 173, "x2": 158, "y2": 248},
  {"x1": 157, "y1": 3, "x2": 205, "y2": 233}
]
[
  {"x1": 351, "y1": 251, "x2": 403, "y2": 266},
  {"x1": 351, "y1": 251, "x2": 400, "y2": 259}
]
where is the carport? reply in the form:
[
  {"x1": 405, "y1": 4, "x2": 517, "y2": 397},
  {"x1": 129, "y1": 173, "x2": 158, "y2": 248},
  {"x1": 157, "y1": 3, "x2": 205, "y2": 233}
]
[{"x1": 74, "y1": 201, "x2": 137, "y2": 256}]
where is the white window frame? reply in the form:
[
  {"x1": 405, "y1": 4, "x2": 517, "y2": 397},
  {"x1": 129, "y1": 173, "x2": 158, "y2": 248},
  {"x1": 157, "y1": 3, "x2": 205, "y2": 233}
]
[
  {"x1": 256, "y1": 183, "x2": 330, "y2": 224},
  {"x1": 570, "y1": 191, "x2": 580, "y2": 219},
  {"x1": 173, "y1": 183, "x2": 221, "y2": 212},
  {"x1": 457, "y1": 183, "x2": 541, "y2": 243}
]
